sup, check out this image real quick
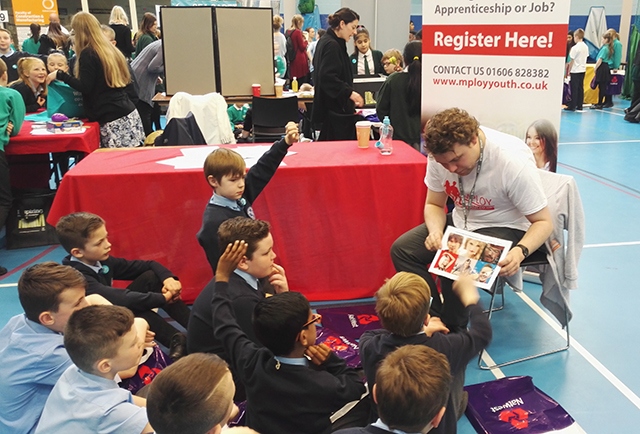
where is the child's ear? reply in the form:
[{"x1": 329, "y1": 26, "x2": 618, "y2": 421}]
[
  {"x1": 372, "y1": 384, "x2": 378, "y2": 405},
  {"x1": 236, "y1": 255, "x2": 249, "y2": 271},
  {"x1": 95, "y1": 358, "x2": 112, "y2": 375},
  {"x1": 70, "y1": 247, "x2": 83, "y2": 259},
  {"x1": 298, "y1": 328, "x2": 313, "y2": 347},
  {"x1": 207, "y1": 175, "x2": 219, "y2": 189},
  {"x1": 39, "y1": 311, "x2": 55, "y2": 327}
]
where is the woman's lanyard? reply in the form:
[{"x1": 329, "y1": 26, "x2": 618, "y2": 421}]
[{"x1": 458, "y1": 138, "x2": 484, "y2": 230}]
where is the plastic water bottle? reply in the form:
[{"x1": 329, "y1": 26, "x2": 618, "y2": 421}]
[
  {"x1": 291, "y1": 76, "x2": 299, "y2": 92},
  {"x1": 376, "y1": 116, "x2": 394, "y2": 155}
]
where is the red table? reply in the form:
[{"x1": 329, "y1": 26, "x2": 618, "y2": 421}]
[
  {"x1": 48, "y1": 141, "x2": 427, "y2": 303},
  {"x1": 6, "y1": 120, "x2": 100, "y2": 155}
]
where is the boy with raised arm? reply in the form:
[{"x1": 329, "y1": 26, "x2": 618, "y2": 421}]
[
  {"x1": 211, "y1": 241, "x2": 366, "y2": 434},
  {"x1": 197, "y1": 122, "x2": 299, "y2": 273}
]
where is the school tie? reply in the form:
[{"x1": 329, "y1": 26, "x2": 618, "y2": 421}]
[{"x1": 364, "y1": 54, "x2": 370, "y2": 75}]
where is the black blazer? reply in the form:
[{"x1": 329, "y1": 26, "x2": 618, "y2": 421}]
[
  {"x1": 311, "y1": 28, "x2": 355, "y2": 128},
  {"x1": 349, "y1": 49, "x2": 384, "y2": 76}
]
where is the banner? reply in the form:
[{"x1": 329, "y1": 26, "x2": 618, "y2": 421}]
[
  {"x1": 12, "y1": 0, "x2": 58, "y2": 26},
  {"x1": 421, "y1": 0, "x2": 570, "y2": 138}
]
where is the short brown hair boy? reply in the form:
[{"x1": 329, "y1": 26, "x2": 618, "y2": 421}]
[
  {"x1": 18, "y1": 262, "x2": 86, "y2": 324},
  {"x1": 147, "y1": 353, "x2": 235, "y2": 434},
  {"x1": 424, "y1": 107, "x2": 480, "y2": 155},
  {"x1": 55, "y1": 212, "x2": 105, "y2": 253},
  {"x1": 203, "y1": 148, "x2": 246, "y2": 186},
  {"x1": 375, "y1": 271, "x2": 431, "y2": 337},
  {"x1": 64, "y1": 305, "x2": 134, "y2": 374},
  {"x1": 217, "y1": 216, "x2": 270, "y2": 259},
  {"x1": 375, "y1": 345, "x2": 451, "y2": 432}
]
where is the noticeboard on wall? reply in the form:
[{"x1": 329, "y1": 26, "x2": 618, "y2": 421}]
[{"x1": 161, "y1": 6, "x2": 275, "y2": 97}]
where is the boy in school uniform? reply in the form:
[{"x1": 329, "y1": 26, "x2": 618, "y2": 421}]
[
  {"x1": 359, "y1": 272, "x2": 492, "y2": 434},
  {"x1": 35, "y1": 305, "x2": 153, "y2": 433},
  {"x1": 0, "y1": 29, "x2": 30, "y2": 83},
  {"x1": 335, "y1": 345, "x2": 452, "y2": 434},
  {"x1": 197, "y1": 122, "x2": 299, "y2": 274},
  {"x1": 147, "y1": 353, "x2": 258, "y2": 434},
  {"x1": 0, "y1": 262, "x2": 108, "y2": 433},
  {"x1": 56, "y1": 212, "x2": 191, "y2": 358},
  {"x1": 211, "y1": 241, "x2": 366, "y2": 434},
  {"x1": 0, "y1": 57, "x2": 26, "y2": 275}
]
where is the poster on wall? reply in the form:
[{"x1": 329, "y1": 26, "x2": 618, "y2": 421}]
[
  {"x1": 12, "y1": 0, "x2": 58, "y2": 26},
  {"x1": 421, "y1": 0, "x2": 570, "y2": 139}
]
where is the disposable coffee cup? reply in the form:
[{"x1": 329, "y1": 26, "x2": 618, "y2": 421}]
[
  {"x1": 274, "y1": 83, "x2": 283, "y2": 97},
  {"x1": 356, "y1": 121, "x2": 371, "y2": 148},
  {"x1": 252, "y1": 84, "x2": 261, "y2": 97}
]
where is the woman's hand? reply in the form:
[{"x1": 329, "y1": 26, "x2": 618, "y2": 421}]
[
  {"x1": 350, "y1": 91, "x2": 364, "y2": 107},
  {"x1": 46, "y1": 70, "x2": 58, "y2": 85}
]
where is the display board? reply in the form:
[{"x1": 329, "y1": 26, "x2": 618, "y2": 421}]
[
  {"x1": 161, "y1": 6, "x2": 274, "y2": 97},
  {"x1": 162, "y1": 7, "x2": 217, "y2": 96}
]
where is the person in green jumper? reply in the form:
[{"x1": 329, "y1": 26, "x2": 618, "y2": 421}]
[
  {"x1": 376, "y1": 41, "x2": 422, "y2": 151},
  {"x1": 0, "y1": 58, "x2": 26, "y2": 275},
  {"x1": 134, "y1": 13, "x2": 158, "y2": 58},
  {"x1": 21, "y1": 24, "x2": 41, "y2": 55}
]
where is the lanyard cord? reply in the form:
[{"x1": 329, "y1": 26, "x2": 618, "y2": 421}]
[{"x1": 458, "y1": 138, "x2": 484, "y2": 230}]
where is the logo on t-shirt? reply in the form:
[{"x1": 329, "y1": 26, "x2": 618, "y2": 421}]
[{"x1": 444, "y1": 180, "x2": 494, "y2": 211}]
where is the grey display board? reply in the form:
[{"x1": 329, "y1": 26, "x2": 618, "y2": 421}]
[
  {"x1": 161, "y1": 6, "x2": 274, "y2": 97},
  {"x1": 161, "y1": 7, "x2": 217, "y2": 96}
]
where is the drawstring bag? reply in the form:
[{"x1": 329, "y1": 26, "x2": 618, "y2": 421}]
[
  {"x1": 316, "y1": 304, "x2": 380, "y2": 341},
  {"x1": 47, "y1": 81, "x2": 84, "y2": 118},
  {"x1": 465, "y1": 376, "x2": 581, "y2": 433}
]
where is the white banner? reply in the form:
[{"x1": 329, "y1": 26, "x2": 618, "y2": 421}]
[{"x1": 421, "y1": 0, "x2": 570, "y2": 138}]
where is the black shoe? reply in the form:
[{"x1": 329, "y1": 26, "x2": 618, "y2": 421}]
[
  {"x1": 590, "y1": 104, "x2": 603, "y2": 110},
  {"x1": 563, "y1": 107, "x2": 576, "y2": 111},
  {"x1": 0, "y1": 266, "x2": 7, "y2": 276},
  {"x1": 625, "y1": 108, "x2": 630, "y2": 114},
  {"x1": 169, "y1": 332, "x2": 187, "y2": 361},
  {"x1": 603, "y1": 103, "x2": 614, "y2": 108}
]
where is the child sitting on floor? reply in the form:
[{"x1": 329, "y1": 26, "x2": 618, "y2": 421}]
[
  {"x1": 10, "y1": 57, "x2": 47, "y2": 113},
  {"x1": 335, "y1": 345, "x2": 452, "y2": 434},
  {"x1": 35, "y1": 305, "x2": 153, "y2": 433},
  {"x1": 197, "y1": 122, "x2": 298, "y2": 273},
  {"x1": 56, "y1": 212, "x2": 191, "y2": 360},
  {"x1": 147, "y1": 353, "x2": 258, "y2": 434},
  {"x1": 0, "y1": 263, "x2": 110, "y2": 433},
  {"x1": 211, "y1": 241, "x2": 366, "y2": 434},
  {"x1": 359, "y1": 272, "x2": 492, "y2": 434}
]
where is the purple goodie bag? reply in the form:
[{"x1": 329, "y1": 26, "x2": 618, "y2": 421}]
[
  {"x1": 464, "y1": 376, "x2": 579, "y2": 434},
  {"x1": 316, "y1": 304, "x2": 381, "y2": 341},
  {"x1": 315, "y1": 327, "x2": 361, "y2": 368}
]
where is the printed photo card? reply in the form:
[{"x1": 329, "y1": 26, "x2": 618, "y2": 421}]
[{"x1": 428, "y1": 226, "x2": 513, "y2": 290}]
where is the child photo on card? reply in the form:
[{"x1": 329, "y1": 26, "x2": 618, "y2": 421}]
[{"x1": 428, "y1": 226, "x2": 512, "y2": 290}]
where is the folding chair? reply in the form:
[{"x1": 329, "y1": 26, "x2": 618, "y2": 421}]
[
  {"x1": 251, "y1": 96, "x2": 299, "y2": 143},
  {"x1": 478, "y1": 170, "x2": 583, "y2": 370}
]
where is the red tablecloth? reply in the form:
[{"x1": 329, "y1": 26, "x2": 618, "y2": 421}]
[
  {"x1": 48, "y1": 141, "x2": 427, "y2": 303},
  {"x1": 5, "y1": 120, "x2": 100, "y2": 155}
]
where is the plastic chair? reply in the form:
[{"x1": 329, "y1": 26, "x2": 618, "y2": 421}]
[
  {"x1": 478, "y1": 170, "x2": 583, "y2": 370},
  {"x1": 251, "y1": 96, "x2": 299, "y2": 142}
]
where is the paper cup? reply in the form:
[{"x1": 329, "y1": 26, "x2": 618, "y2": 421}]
[
  {"x1": 252, "y1": 84, "x2": 261, "y2": 97},
  {"x1": 274, "y1": 84, "x2": 283, "y2": 97},
  {"x1": 356, "y1": 121, "x2": 371, "y2": 148}
]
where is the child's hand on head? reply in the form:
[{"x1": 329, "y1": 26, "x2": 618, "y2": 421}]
[
  {"x1": 216, "y1": 241, "x2": 247, "y2": 282},
  {"x1": 268, "y1": 264, "x2": 289, "y2": 294},
  {"x1": 453, "y1": 274, "x2": 480, "y2": 307},
  {"x1": 305, "y1": 343, "x2": 332, "y2": 366},
  {"x1": 284, "y1": 121, "x2": 299, "y2": 145}
]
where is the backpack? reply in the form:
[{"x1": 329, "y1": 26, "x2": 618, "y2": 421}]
[
  {"x1": 298, "y1": 0, "x2": 315, "y2": 14},
  {"x1": 285, "y1": 31, "x2": 296, "y2": 65}
]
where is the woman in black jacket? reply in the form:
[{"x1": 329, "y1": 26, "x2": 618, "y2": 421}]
[
  {"x1": 311, "y1": 8, "x2": 364, "y2": 140},
  {"x1": 109, "y1": 5, "x2": 135, "y2": 60}
]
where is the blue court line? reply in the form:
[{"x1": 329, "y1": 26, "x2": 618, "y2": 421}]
[{"x1": 559, "y1": 163, "x2": 640, "y2": 199}]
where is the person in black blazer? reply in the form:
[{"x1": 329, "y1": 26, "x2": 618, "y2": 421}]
[
  {"x1": 349, "y1": 27, "x2": 384, "y2": 76},
  {"x1": 311, "y1": 7, "x2": 364, "y2": 137}
]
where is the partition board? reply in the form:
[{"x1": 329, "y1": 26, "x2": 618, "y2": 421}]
[
  {"x1": 161, "y1": 7, "x2": 217, "y2": 96},
  {"x1": 215, "y1": 7, "x2": 275, "y2": 96},
  {"x1": 161, "y1": 6, "x2": 274, "y2": 97}
]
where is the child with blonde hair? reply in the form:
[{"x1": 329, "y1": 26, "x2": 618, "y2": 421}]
[
  {"x1": 46, "y1": 52, "x2": 69, "y2": 74},
  {"x1": 10, "y1": 57, "x2": 47, "y2": 112},
  {"x1": 381, "y1": 49, "x2": 403, "y2": 75}
]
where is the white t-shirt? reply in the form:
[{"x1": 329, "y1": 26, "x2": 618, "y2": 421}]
[
  {"x1": 425, "y1": 126, "x2": 547, "y2": 232},
  {"x1": 569, "y1": 41, "x2": 589, "y2": 73}
]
